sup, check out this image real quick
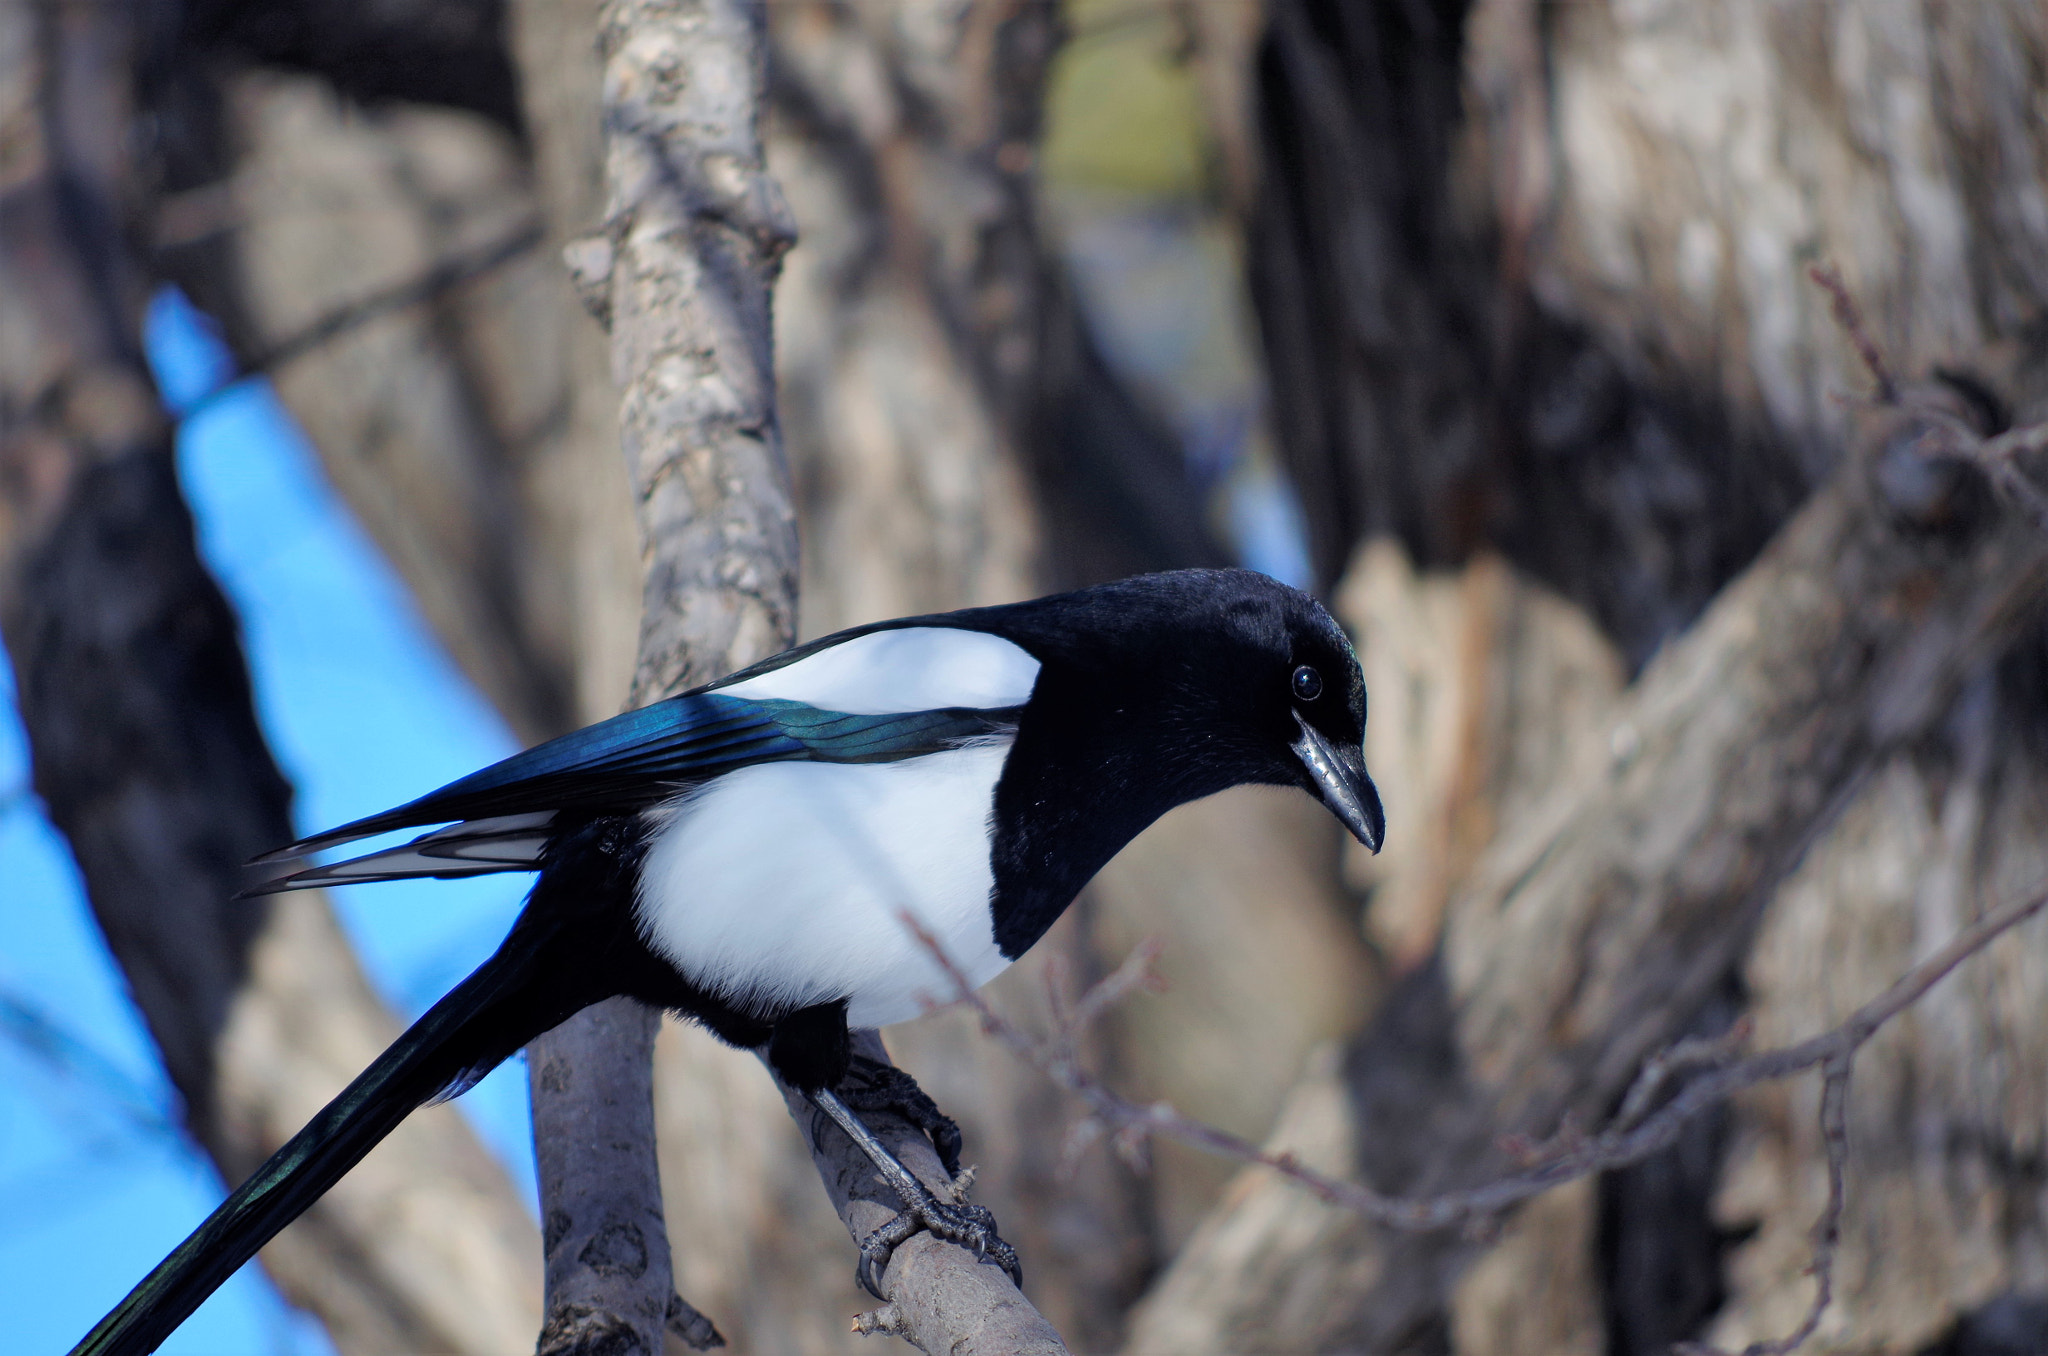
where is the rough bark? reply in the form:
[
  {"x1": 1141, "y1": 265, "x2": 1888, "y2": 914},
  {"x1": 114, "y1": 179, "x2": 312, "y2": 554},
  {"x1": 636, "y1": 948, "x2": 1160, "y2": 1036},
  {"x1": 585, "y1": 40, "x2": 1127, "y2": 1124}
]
[
  {"x1": 1140, "y1": 2, "x2": 2048, "y2": 1351},
  {"x1": 1125, "y1": 410, "x2": 2048, "y2": 1352},
  {"x1": 0, "y1": 3, "x2": 542, "y2": 1351},
  {"x1": 776, "y1": 1032, "x2": 1071, "y2": 1356},
  {"x1": 525, "y1": 0, "x2": 800, "y2": 1350}
]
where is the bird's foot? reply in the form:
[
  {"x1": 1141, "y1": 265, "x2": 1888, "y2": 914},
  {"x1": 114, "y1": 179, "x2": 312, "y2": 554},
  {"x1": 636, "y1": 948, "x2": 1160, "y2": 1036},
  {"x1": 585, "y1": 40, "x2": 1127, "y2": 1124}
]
[
  {"x1": 853, "y1": 1181, "x2": 1022, "y2": 1299},
  {"x1": 805, "y1": 1083, "x2": 1022, "y2": 1299},
  {"x1": 840, "y1": 1055, "x2": 963, "y2": 1178}
]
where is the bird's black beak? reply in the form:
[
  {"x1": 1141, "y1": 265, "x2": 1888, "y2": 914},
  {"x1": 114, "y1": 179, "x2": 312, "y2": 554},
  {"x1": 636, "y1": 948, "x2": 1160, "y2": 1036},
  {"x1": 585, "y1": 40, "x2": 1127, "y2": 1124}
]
[{"x1": 1292, "y1": 713, "x2": 1385, "y2": 852}]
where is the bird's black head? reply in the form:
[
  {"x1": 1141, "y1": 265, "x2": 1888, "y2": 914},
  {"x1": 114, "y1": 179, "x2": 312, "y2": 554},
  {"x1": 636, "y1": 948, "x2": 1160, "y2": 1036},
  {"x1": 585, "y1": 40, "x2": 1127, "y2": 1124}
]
[
  {"x1": 976, "y1": 567, "x2": 1385, "y2": 854},
  {"x1": 1117, "y1": 569, "x2": 1382, "y2": 852}
]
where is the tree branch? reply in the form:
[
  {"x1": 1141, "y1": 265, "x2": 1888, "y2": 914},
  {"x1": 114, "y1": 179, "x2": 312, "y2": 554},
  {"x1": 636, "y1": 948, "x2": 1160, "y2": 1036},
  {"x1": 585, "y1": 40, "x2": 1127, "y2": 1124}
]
[
  {"x1": 1, "y1": 5, "x2": 544, "y2": 1351},
  {"x1": 528, "y1": 0, "x2": 801, "y2": 1347},
  {"x1": 176, "y1": 220, "x2": 544, "y2": 422},
  {"x1": 913, "y1": 880, "x2": 2048, "y2": 1354},
  {"x1": 766, "y1": 1035, "x2": 1071, "y2": 1356}
]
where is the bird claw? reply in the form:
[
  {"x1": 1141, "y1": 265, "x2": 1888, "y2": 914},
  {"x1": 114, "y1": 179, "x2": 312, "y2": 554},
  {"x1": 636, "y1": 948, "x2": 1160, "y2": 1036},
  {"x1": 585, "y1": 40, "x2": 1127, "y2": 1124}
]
[
  {"x1": 808, "y1": 1068, "x2": 1018, "y2": 1298},
  {"x1": 854, "y1": 1194, "x2": 1022, "y2": 1299},
  {"x1": 841, "y1": 1056, "x2": 964, "y2": 1177}
]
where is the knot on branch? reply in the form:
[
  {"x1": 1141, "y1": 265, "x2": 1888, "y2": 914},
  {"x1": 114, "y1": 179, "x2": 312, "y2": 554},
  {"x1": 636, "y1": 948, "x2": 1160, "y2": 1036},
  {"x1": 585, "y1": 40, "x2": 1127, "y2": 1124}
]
[
  {"x1": 1809, "y1": 264, "x2": 2047, "y2": 537},
  {"x1": 578, "y1": 1221, "x2": 650, "y2": 1279},
  {"x1": 602, "y1": 121, "x2": 798, "y2": 272},
  {"x1": 851, "y1": 1302, "x2": 906, "y2": 1337},
  {"x1": 536, "y1": 1303, "x2": 652, "y2": 1356},
  {"x1": 1859, "y1": 403, "x2": 1999, "y2": 538},
  {"x1": 564, "y1": 235, "x2": 616, "y2": 330},
  {"x1": 691, "y1": 151, "x2": 798, "y2": 264}
]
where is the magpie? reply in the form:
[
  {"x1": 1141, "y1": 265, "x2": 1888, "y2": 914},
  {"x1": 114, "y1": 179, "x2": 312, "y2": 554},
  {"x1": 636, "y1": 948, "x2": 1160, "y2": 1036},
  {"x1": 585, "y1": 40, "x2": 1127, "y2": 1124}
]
[{"x1": 71, "y1": 567, "x2": 1384, "y2": 1356}]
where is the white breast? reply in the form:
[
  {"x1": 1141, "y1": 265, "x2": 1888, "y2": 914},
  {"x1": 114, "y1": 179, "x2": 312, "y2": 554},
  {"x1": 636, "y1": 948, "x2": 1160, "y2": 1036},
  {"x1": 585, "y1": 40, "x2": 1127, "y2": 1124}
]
[
  {"x1": 634, "y1": 741, "x2": 1014, "y2": 1029},
  {"x1": 711, "y1": 626, "x2": 1040, "y2": 714}
]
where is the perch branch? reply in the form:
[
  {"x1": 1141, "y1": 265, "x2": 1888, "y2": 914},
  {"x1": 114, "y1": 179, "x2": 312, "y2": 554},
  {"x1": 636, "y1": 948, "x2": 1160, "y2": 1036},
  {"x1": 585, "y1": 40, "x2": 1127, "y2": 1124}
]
[
  {"x1": 764, "y1": 1037, "x2": 1071, "y2": 1356},
  {"x1": 532, "y1": 0, "x2": 798, "y2": 1349}
]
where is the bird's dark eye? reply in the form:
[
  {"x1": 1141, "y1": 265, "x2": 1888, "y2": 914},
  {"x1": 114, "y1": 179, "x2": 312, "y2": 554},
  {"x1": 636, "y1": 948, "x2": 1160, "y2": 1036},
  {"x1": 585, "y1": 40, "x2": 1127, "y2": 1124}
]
[{"x1": 1291, "y1": 665, "x2": 1323, "y2": 702}]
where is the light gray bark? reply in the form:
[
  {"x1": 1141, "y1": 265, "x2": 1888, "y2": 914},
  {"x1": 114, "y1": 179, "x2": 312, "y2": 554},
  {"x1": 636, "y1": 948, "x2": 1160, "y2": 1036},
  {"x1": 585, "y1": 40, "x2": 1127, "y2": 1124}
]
[
  {"x1": 1126, "y1": 415, "x2": 2048, "y2": 1351},
  {"x1": 528, "y1": 1, "x2": 797, "y2": 1351},
  {"x1": 773, "y1": 1033, "x2": 1071, "y2": 1356},
  {"x1": 532, "y1": 999, "x2": 704, "y2": 1355},
  {"x1": 538, "y1": 4, "x2": 1076, "y2": 1350},
  {"x1": 597, "y1": 0, "x2": 800, "y2": 705}
]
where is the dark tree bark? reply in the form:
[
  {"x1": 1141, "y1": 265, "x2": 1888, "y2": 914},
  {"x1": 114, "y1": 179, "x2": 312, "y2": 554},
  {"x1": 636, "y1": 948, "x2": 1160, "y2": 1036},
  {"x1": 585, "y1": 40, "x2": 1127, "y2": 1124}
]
[{"x1": 0, "y1": 2, "x2": 541, "y2": 1351}]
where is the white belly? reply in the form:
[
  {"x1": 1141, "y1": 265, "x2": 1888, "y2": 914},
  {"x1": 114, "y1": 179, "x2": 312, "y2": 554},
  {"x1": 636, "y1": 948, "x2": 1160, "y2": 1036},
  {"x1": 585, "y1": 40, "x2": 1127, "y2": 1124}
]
[{"x1": 634, "y1": 742, "x2": 1014, "y2": 1029}]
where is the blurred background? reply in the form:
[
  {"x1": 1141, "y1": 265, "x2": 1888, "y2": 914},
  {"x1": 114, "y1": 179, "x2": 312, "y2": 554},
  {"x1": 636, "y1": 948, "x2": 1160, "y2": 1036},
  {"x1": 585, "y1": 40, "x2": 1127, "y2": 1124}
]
[{"x1": 4, "y1": 1, "x2": 2048, "y2": 1354}]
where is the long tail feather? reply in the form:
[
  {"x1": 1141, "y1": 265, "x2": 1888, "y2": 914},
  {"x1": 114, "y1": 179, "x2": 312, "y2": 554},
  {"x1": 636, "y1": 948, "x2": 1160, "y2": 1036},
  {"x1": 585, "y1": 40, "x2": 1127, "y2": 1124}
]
[
  {"x1": 239, "y1": 813, "x2": 556, "y2": 897},
  {"x1": 69, "y1": 917, "x2": 581, "y2": 1356}
]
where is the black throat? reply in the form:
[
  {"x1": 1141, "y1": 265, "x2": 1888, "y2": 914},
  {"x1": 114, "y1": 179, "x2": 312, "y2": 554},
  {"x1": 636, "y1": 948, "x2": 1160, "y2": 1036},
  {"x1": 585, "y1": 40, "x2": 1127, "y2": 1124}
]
[{"x1": 984, "y1": 664, "x2": 1248, "y2": 957}]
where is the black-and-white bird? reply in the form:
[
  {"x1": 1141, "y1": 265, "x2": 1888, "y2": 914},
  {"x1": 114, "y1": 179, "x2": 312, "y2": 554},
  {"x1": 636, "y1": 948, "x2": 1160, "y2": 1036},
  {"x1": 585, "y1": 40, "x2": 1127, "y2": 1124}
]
[{"x1": 73, "y1": 568, "x2": 1384, "y2": 1356}]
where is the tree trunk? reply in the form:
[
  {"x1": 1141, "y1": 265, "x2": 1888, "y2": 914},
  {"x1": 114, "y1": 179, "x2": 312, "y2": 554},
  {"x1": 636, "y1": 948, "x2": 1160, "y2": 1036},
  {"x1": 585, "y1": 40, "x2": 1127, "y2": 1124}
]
[
  {"x1": 0, "y1": 3, "x2": 542, "y2": 1351},
  {"x1": 1131, "y1": 1, "x2": 2048, "y2": 1351}
]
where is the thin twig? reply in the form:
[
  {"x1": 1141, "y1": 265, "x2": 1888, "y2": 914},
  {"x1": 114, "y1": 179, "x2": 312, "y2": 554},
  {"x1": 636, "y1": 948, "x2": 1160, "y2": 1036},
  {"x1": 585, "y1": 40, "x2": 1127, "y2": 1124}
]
[
  {"x1": 902, "y1": 882, "x2": 2048, "y2": 1352},
  {"x1": 1612, "y1": 1017, "x2": 1752, "y2": 1133},
  {"x1": 1808, "y1": 263, "x2": 1898, "y2": 402},
  {"x1": 176, "y1": 221, "x2": 543, "y2": 421}
]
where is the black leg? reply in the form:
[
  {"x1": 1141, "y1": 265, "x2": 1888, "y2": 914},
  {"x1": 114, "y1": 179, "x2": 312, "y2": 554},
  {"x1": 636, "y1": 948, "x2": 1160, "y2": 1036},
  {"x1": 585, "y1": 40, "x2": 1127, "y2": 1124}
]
[
  {"x1": 806, "y1": 1086, "x2": 1022, "y2": 1299},
  {"x1": 838, "y1": 1054, "x2": 964, "y2": 1177}
]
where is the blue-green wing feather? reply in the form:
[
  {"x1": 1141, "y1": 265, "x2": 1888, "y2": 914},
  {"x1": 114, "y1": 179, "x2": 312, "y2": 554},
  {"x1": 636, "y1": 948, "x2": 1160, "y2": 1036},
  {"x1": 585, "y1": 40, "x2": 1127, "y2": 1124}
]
[{"x1": 263, "y1": 694, "x2": 1016, "y2": 864}]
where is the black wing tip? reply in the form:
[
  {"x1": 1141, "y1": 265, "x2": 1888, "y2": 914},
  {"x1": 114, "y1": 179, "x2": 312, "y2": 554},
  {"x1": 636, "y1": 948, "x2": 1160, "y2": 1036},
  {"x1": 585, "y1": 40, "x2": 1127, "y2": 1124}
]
[
  {"x1": 246, "y1": 822, "x2": 378, "y2": 866},
  {"x1": 233, "y1": 875, "x2": 302, "y2": 901}
]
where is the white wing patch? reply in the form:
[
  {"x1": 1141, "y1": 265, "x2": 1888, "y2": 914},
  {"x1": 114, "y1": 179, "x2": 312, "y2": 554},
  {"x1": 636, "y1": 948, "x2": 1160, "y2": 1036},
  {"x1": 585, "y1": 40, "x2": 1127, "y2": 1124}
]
[
  {"x1": 634, "y1": 742, "x2": 1014, "y2": 1029},
  {"x1": 712, "y1": 627, "x2": 1039, "y2": 715}
]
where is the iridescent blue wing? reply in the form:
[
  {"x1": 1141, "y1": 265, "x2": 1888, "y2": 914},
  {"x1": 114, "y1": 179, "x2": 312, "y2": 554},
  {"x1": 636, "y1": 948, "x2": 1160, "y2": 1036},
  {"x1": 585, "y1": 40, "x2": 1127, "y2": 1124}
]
[{"x1": 244, "y1": 694, "x2": 1014, "y2": 894}]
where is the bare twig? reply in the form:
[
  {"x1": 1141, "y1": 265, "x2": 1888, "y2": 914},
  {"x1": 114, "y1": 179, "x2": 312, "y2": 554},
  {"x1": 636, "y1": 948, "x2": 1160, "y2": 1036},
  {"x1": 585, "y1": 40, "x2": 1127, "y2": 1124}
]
[
  {"x1": 1678, "y1": 1054, "x2": 1851, "y2": 1356},
  {"x1": 1808, "y1": 263, "x2": 1898, "y2": 402},
  {"x1": 1611, "y1": 1017, "x2": 1752, "y2": 1133},
  {"x1": 905, "y1": 883, "x2": 2048, "y2": 1352},
  {"x1": 1964, "y1": 420, "x2": 2048, "y2": 532},
  {"x1": 176, "y1": 221, "x2": 543, "y2": 420}
]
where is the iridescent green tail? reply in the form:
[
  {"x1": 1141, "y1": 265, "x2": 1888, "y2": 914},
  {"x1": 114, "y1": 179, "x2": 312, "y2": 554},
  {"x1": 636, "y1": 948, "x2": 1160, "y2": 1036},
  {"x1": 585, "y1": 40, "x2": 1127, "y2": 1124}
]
[{"x1": 69, "y1": 925, "x2": 566, "y2": 1356}]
